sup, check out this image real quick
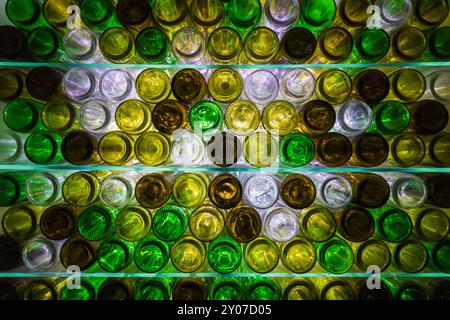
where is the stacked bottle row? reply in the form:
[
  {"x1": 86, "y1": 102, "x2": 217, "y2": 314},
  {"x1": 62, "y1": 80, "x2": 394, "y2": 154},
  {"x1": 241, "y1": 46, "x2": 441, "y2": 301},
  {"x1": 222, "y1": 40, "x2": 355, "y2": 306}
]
[
  {"x1": 1, "y1": 171, "x2": 449, "y2": 274},
  {"x1": 2, "y1": 170, "x2": 450, "y2": 209},
  {"x1": 2, "y1": 67, "x2": 450, "y2": 167},
  {"x1": 2, "y1": 0, "x2": 450, "y2": 64},
  {"x1": 1, "y1": 277, "x2": 450, "y2": 300}
]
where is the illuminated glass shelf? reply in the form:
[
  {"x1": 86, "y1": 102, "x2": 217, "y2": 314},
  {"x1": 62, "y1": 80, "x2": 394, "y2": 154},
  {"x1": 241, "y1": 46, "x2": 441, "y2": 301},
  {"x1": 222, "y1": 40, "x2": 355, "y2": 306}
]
[
  {"x1": 0, "y1": 272, "x2": 448, "y2": 278},
  {"x1": 1, "y1": 164, "x2": 450, "y2": 173},
  {"x1": 1, "y1": 61, "x2": 450, "y2": 69}
]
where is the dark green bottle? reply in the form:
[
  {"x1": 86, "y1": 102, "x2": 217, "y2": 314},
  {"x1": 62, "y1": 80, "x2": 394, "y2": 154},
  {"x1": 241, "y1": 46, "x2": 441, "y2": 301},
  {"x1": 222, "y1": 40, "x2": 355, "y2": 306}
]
[
  {"x1": 27, "y1": 27, "x2": 63, "y2": 61},
  {"x1": 3, "y1": 98, "x2": 43, "y2": 133},
  {"x1": 0, "y1": 172, "x2": 31, "y2": 207},
  {"x1": 80, "y1": 0, "x2": 123, "y2": 31},
  {"x1": 136, "y1": 28, "x2": 170, "y2": 63},
  {"x1": 6, "y1": 0, "x2": 51, "y2": 30},
  {"x1": 24, "y1": 131, "x2": 62, "y2": 164},
  {"x1": 227, "y1": 0, "x2": 262, "y2": 32}
]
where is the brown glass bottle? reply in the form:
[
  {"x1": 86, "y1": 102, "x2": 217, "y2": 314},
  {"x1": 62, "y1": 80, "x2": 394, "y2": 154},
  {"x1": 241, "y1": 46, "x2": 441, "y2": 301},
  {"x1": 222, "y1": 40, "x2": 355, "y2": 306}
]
[
  {"x1": 349, "y1": 133, "x2": 389, "y2": 167},
  {"x1": 0, "y1": 26, "x2": 26, "y2": 60},
  {"x1": 152, "y1": 99, "x2": 188, "y2": 135},
  {"x1": 315, "y1": 132, "x2": 352, "y2": 167},
  {"x1": 116, "y1": 0, "x2": 152, "y2": 32},
  {"x1": 425, "y1": 174, "x2": 450, "y2": 208},
  {"x1": 298, "y1": 100, "x2": 336, "y2": 136},
  {"x1": 0, "y1": 235, "x2": 20, "y2": 271},
  {"x1": 135, "y1": 173, "x2": 172, "y2": 209},
  {"x1": 98, "y1": 279, "x2": 133, "y2": 300},
  {"x1": 280, "y1": 174, "x2": 316, "y2": 209},
  {"x1": 409, "y1": 100, "x2": 449, "y2": 135},
  {"x1": 206, "y1": 132, "x2": 242, "y2": 167},
  {"x1": 40, "y1": 204, "x2": 77, "y2": 240},
  {"x1": 171, "y1": 69, "x2": 207, "y2": 104},
  {"x1": 208, "y1": 173, "x2": 242, "y2": 209},
  {"x1": 353, "y1": 69, "x2": 390, "y2": 104},
  {"x1": 345, "y1": 173, "x2": 390, "y2": 208},
  {"x1": 172, "y1": 279, "x2": 207, "y2": 300},
  {"x1": 0, "y1": 281, "x2": 19, "y2": 300},
  {"x1": 280, "y1": 27, "x2": 317, "y2": 64},
  {"x1": 60, "y1": 234, "x2": 97, "y2": 270},
  {"x1": 61, "y1": 130, "x2": 100, "y2": 165},
  {"x1": 226, "y1": 205, "x2": 261, "y2": 243},
  {"x1": 25, "y1": 67, "x2": 63, "y2": 101},
  {"x1": 337, "y1": 206, "x2": 375, "y2": 242}
]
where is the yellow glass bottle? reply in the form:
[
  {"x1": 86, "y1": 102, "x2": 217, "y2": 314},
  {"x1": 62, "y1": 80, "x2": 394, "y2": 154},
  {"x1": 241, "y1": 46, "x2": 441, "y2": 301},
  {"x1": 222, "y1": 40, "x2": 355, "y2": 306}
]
[
  {"x1": 262, "y1": 100, "x2": 298, "y2": 136},
  {"x1": 99, "y1": 131, "x2": 135, "y2": 165},
  {"x1": 135, "y1": 132, "x2": 170, "y2": 166},
  {"x1": 189, "y1": 205, "x2": 224, "y2": 242},
  {"x1": 171, "y1": 236, "x2": 206, "y2": 273},
  {"x1": 207, "y1": 68, "x2": 243, "y2": 103},
  {"x1": 316, "y1": 69, "x2": 352, "y2": 104},
  {"x1": 173, "y1": 173, "x2": 208, "y2": 208},
  {"x1": 207, "y1": 27, "x2": 243, "y2": 64},
  {"x1": 62, "y1": 171, "x2": 100, "y2": 207},
  {"x1": 41, "y1": 100, "x2": 77, "y2": 133},
  {"x1": 225, "y1": 100, "x2": 260, "y2": 135},
  {"x1": 135, "y1": 69, "x2": 171, "y2": 104},
  {"x1": 244, "y1": 132, "x2": 278, "y2": 167},
  {"x1": 243, "y1": 27, "x2": 280, "y2": 64},
  {"x1": 115, "y1": 99, "x2": 152, "y2": 134},
  {"x1": 99, "y1": 27, "x2": 136, "y2": 63},
  {"x1": 388, "y1": 134, "x2": 426, "y2": 167},
  {"x1": 245, "y1": 237, "x2": 279, "y2": 273}
]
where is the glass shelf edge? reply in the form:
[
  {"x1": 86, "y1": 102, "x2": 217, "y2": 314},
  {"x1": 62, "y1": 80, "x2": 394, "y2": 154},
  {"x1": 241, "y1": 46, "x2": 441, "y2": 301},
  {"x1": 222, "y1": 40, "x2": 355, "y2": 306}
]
[
  {"x1": 1, "y1": 61, "x2": 450, "y2": 69},
  {"x1": 0, "y1": 272, "x2": 448, "y2": 278},
  {"x1": 1, "y1": 164, "x2": 450, "y2": 173}
]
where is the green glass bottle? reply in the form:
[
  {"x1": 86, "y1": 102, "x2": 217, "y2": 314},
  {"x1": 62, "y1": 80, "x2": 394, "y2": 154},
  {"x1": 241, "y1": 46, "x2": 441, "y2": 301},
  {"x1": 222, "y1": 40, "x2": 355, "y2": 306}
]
[
  {"x1": 354, "y1": 28, "x2": 390, "y2": 62},
  {"x1": 6, "y1": 0, "x2": 51, "y2": 30},
  {"x1": 134, "y1": 236, "x2": 170, "y2": 273},
  {"x1": 27, "y1": 27, "x2": 63, "y2": 62},
  {"x1": 24, "y1": 131, "x2": 62, "y2": 165},
  {"x1": 80, "y1": 0, "x2": 122, "y2": 31},
  {"x1": 152, "y1": 205, "x2": 187, "y2": 242},
  {"x1": 209, "y1": 278, "x2": 243, "y2": 300},
  {"x1": 246, "y1": 278, "x2": 281, "y2": 300},
  {"x1": 3, "y1": 98, "x2": 43, "y2": 133},
  {"x1": 300, "y1": 0, "x2": 336, "y2": 31},
  {"x1": 429, "y1": 27, "x2": 450, "y2": 59},
  {"x1": 372, "y1": 207, "x2": 413, "y2": 243},
  {"x1": 135, "y1": 279, "x2": 171, "y2": 300},
  {"x1": 60, "y1": 279, "x2": 98, "y2": 300},
  {"x1": 136, "y1": 28, "x2": 170, "y2": 63},
  {"x1": 189, "y1": 100, "x2": 224, "y2": 134},
  {"x1": 0, "y1": 172, "x2": 31, "y2": 207},
  {"x1": 279, "y1": 133, "x2": 315, "y2": 167},
  {"x1": 432, "y1": 240, "x2": 450, "y2": 273},
  {"x1": 208, "y1": 236, "x2": 242, "y2": 274},
  {"x1": 371, "y1": 101, "x2": 410, "y2": 135},
  {"x1": 77, "y1": 205, "x2": 116, "y2": 241},
  {"x1": 97, "y1": 236, "x2": 134, "y2": 272},
  {"x1": 317, "y1": 237, "x2": 354, "y2": 274},
  {"x1": 227, "y1": 0, "x2": 262, "y2": 32}
]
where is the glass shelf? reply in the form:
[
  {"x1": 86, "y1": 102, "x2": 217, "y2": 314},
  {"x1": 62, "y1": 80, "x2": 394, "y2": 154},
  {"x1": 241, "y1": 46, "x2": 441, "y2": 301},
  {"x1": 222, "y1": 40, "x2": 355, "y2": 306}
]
[
  {"x1": 0, "y1": 164, "x2": 450, "y2": 173},
  {"x1": 1, "y1": 61, "x2": 450, "y2": 69},
  {"x1": 0, "y1": 272, "x2": 448, "y2": 278}
]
